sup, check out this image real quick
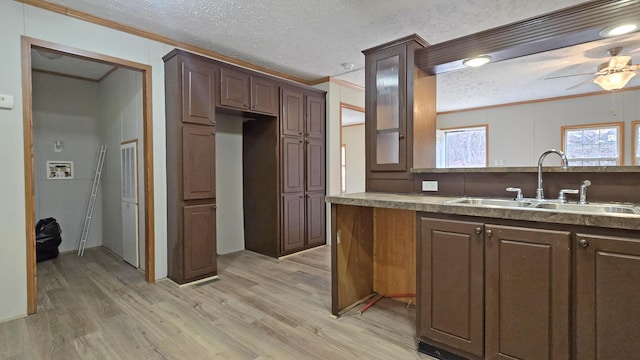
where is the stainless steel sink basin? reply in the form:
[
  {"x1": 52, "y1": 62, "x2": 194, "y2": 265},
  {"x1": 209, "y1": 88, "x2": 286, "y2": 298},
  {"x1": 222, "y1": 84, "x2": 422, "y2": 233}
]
[
  {"x1": 446, "y1": 198, "x2": 534, "y2": 208},
  {"x1": 534, "y1": 202, "x2": 640, "y2": 215},
  {"x1": 446, "y1": 197, "x2": 640, "y2": 215}
]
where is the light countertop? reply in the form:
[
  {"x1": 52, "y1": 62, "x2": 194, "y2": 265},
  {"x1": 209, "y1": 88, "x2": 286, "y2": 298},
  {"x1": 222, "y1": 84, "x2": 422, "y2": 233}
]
[{"x1": 325, "y1": 192, "x2": 640, "y2": 231}]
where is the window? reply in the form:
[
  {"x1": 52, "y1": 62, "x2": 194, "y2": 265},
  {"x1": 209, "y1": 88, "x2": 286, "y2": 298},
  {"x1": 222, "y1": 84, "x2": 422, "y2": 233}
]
[
  {"x1": 562, "y1": 123, "x2": 623, "y2": 166},
  {"x1": 436, "y1": 125, "x2": 487, "y2": 168},
  {"x1": 340, "y1": 144, "x2": 347, "y2": 193},
  {"x1": 634, "y1": 121, "x2": 640, "y2": 165}
]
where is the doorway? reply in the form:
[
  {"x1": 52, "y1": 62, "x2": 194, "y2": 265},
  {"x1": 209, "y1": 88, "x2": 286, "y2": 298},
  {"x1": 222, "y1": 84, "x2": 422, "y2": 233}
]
[
  {"x1": 339, "y1": 103, "x2": 365, "y2": 194},
  {"x1": 21, "y1": 36, "x2": 155, "y2": 314}
]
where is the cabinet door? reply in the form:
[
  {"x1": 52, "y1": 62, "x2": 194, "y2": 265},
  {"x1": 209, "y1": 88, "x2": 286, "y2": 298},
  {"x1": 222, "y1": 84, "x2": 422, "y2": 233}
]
[
  {"x1": 282, "y1": 193, "x2": 305, "y2": 254},
  {"x1": 220, "y1": 67, "x2": 250, "y2": 110},
  {"x1": 282, "y1": 136, "x2": 304, "y2": 193},
  {"x1": 419, "y1": 217, "x2": 484, "y2": 358},
  {"x1": 182, "y1": 60, "x2": 217, "y2": 125},
  {"x1": 250, "y1": 77, "x2": 278, "y2": 115},
  {"x1": 306, "y1": 137, "x2": 325, "y2": 192},
  {"x1": 281, "y1": 88, "x2": 304, "y2": 136},
  {"x1": 306, "y1": 191, "x2": 325, "y2": 248},
  {"x1": 575, "y1": 233, "x2": 640, "y2": 360},
  {"x1": 485, "y1": 225, "x2": 570, "y2": 360},
  {"x1": 183, "y1": 204, "x2": 217, "y2": 280},
  {"x1": 368, "y1": 45, "x2": 407, "y2": 172},
  {"x1": 182, "y1": 124, "x2": 216, "y2": 200},
  {"x1": 306, "y1": 93, "x2": 325, "y2": 139}
]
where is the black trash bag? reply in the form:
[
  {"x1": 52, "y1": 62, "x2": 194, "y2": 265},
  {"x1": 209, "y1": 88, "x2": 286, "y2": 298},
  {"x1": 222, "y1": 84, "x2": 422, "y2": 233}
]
[{"x1": 35, "y1": 217, "x2": 62, "y2": 262}]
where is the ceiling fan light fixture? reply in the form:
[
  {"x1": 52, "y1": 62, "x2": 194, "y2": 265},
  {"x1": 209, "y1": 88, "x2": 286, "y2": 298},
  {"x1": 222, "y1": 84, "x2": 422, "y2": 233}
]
[
  {"x1": 594, "y1": 71, "x2": 636, "y2": 91},
  {"x1": 599, "y1": 23, "x2": 639, "y2": 37},
  {"x1": 463, "y1": 55, "x2": 491, "y2": 68}
]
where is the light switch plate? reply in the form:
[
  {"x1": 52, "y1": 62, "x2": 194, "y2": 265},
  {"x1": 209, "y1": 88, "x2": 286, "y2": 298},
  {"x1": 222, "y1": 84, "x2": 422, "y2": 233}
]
[
  {"x1": 422, "y1": 181, "x2": 438, "y2": 192},
  {"x1": 0, "y1": 94, "x2": 14, "y2": 109}
]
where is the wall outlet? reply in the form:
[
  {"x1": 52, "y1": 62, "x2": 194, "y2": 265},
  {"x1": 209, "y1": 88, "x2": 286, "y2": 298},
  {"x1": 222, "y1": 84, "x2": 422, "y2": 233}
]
[
  {"x1": 422, "y1": 180, "x2": 438, "y2": 192},
  {"x1": 0, "y1": 94, "x2": 14, "y2": 109}
]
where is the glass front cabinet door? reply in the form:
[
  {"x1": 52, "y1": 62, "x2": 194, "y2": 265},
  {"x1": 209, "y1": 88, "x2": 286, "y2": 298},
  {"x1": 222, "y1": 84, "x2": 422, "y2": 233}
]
[{"x1": 368, "y1": 45, "x2": 407, "y2": 172}]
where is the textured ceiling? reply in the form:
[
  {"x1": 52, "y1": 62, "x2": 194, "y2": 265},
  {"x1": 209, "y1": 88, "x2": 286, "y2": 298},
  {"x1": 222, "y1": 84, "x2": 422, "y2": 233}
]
[{"x1": 36, "y1": 0, "x2": 638, "y2": 111}]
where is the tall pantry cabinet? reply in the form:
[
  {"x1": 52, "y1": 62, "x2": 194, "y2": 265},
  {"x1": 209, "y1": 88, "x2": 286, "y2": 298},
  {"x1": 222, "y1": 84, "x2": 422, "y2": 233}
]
[
  {"x1": 165, "y1": 49, "x2": 327, "y2": 278},
  {"x1": 280, "y1": 88, "x2": 326, "y2": 255},
  {"x1": 164, "y1": 50, "x2": 218, "y2": 284}
]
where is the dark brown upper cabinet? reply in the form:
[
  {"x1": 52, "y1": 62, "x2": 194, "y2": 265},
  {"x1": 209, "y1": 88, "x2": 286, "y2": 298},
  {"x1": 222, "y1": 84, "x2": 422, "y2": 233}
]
[
  {"x1": 306, "y1": 93, "x2": 325, "y2": 139},
  {"x1": 251, "y1": 76, "x2": 278, "y2": 115},
  {"x1": 181, "y1": 59, "x2": 217, "y2": 126},
  {"x1": 281, "y1": 88, "x2": 304, "y2": 136},
  {"x1": 220, "y1": 67, "x2": 278, "y2": 116},
  {"x1": 363, "y1": 34, "x2": 436, "y2": 193}
]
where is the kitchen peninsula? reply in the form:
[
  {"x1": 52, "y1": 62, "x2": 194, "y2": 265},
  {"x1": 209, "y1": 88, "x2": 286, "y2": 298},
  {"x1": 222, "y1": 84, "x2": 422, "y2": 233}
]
[{"x1": 329, "y1": 2, "x2": 640, "y2": 359}]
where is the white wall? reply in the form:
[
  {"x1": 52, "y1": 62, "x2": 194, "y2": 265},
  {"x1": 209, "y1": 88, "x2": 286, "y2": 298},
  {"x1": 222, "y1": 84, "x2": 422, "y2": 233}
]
[
  {"x1": 438, "y1": 90, "x2": 640, "y2": 166},
  {"x1": 342, "y1": 124, "x2": 366, "y2": 193},
  {"x1": 215, "y1": 114, "x2": 245, "y2": 255},
  {"x1": 98, "y1": 68, "x2": 145, "y2": 267},
  {"x1": 317, "y1": 81, "x2": 365, "y2": 246},
  {"x1": 33, "y1": 72, "x2": 103, "y2": 253},
  {"x1": 0, "y1": 0, "x2": 171, "y2": 321}
]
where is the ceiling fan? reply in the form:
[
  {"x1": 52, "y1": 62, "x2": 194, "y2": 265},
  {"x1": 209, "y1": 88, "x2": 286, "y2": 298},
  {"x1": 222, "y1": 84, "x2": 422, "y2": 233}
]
[{"x1": 547, "y1": 47, "x2": 639, "y2": 91}]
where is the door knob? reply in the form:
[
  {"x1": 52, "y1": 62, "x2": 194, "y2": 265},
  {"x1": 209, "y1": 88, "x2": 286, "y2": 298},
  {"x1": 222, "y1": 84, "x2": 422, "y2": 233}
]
[
  {"x1": 579, "y1": 239, "x2": 589, "y2": 248},
  {"x1": 474, "y1": 227, "x2": 482, "y2": 234},
  {"x1": 485, "y1": 229, "x2": 493, "y2": 237}
]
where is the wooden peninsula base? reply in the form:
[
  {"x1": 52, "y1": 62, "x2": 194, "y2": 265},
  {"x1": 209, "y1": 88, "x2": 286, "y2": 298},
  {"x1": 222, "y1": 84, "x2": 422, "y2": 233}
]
[{"x1": 330, "y1": 204, "x2": 416, "y2": 316}]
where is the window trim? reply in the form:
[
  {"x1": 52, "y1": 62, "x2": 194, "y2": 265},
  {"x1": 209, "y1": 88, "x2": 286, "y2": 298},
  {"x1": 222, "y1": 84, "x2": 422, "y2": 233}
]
[
  {"x1": 560, "y1": 122, "x2": 624, "y2": 166},
  {"x1": 633, "y1": 120, "x2": 640, "y2": 166},
  {"x1": 340, "y1": 144, "x2": 347, "y2": 194},
  {"x1": 438, "y1": 124, "x2": 489, "y2": 168}
]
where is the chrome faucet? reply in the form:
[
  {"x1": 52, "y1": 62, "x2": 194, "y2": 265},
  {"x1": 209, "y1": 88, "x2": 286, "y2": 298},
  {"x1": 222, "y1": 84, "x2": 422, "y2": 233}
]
[
  {"x1": 579, "y1": 180, "x2": 591, "y2": 204},
  {"x1": 536, "y1": 149, "x2": 569, "y2": 201}
]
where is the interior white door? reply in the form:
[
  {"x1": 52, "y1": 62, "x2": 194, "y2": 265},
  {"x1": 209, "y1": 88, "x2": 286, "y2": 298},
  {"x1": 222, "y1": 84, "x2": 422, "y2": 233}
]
[{"x1": 121, "y1": 141, "x2": 139, "y2": 267}]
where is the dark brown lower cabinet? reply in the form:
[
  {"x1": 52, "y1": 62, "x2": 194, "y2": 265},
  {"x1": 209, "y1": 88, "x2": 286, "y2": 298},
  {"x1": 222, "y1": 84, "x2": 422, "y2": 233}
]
[
  {"x1": 306, "y1": 191, "x2": 326, "y2": 247},
  {"x1": 485, "y1": 225, "x2": 570, "y2": 360},
  {"x1": 183, "y1": 204, "x2": 217, "y2": 281},
  {"x1": 418, "y1": 216, "x2": 570, "y2": 360},
  {"x1": 575, "y1": 233, "x2": 640, "y2": 360},
  {"x1": 282, "y1": 193, "x2": 305, "y2": 254},
  {"x1": 419, "y1": 218, "x2": 484, "y2": 358}
]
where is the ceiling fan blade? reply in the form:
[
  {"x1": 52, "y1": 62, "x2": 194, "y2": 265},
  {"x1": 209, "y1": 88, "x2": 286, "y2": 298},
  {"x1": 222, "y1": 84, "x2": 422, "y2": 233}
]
[
  {"x1": 544, "y1": 72, "x2": 595, "y2": 80},
  {"x1": 566, "y1": 76, "x2": 598, "y2": 90},
  {"x1": 609, "y1": 55, "x2": 631, "y2": 69}
]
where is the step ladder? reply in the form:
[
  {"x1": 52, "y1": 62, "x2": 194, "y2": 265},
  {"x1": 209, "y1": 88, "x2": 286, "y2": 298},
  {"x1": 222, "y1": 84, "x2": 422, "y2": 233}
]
[{"x1": 77, "y1": 145, "x2": 107, "y2": 256}]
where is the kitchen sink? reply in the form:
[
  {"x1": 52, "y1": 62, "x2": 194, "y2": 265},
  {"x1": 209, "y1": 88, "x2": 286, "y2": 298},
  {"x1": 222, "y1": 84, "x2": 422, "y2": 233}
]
[
  {"x1": 534, "y1": 202, "x2": 640, "y2": 215},
  {"x1": 446, "y1": 198, "x2": 534, "y2": 208},
  {"x1": 445, "y1": 197, "x2": 640, "y2": 215}
]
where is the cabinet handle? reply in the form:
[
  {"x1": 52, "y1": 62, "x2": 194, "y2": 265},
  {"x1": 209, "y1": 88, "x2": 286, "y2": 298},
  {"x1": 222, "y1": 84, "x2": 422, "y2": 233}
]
[
  {"x1": 485, "y1": 229, "x2": 493, "y2": 237},
  {"x1": 399, "y1": 133, "x2": 405, "y2": 139},
  {"x1": 475, "y1": 227, "x2": 482, "y2": 234},
  {"x1": 579, "y1": 239, "x2": 589, "y2": 248},
  {"x1": 299, "y1": 195, "x2": 303, "y2": 199}
]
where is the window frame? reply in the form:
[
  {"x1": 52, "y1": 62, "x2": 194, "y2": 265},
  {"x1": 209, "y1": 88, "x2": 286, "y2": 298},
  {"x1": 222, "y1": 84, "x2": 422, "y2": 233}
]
[
  {"x1": 438, "y1": 124, "x2": 489, "y2": 168},
  {"x1": 340, "y1": 144, "x2": 347, "y2": 193},
  {"x1": 633, "y1": 120, "x2": 640, "y2": 166},
  {"x1": 561, "y1": 122, "x2": 624, "y2": 166}
]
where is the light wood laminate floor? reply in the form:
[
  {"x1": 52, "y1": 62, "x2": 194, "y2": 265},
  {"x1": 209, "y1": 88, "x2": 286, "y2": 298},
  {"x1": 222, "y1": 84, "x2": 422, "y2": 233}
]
[{"x1": 0, "y1": 246, "x2": 433, "y2": 359}]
